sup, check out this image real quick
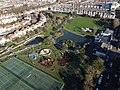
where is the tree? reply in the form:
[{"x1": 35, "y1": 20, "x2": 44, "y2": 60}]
[
  {"x1": 83, "y1": 58, "x2": 104, "y2": 90},
  {"x1": 61, "y1": 40, "x2": 76, "y2": 50},
  {"x1": 93, "y1": 26, "x2": 97, "y2": 34},
  {"x1": 52, "y1": 27, "x2": 57, "y2": 31},
  {"x1": 113, "y1": 18, "x2": 120, "y2": 29}
]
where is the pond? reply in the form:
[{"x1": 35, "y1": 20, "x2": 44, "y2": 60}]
[
  {"x1": 26, "y1": 37, "x2": 43, "y2": 46},
  {"x1": 56, "y1": 30, "x2": 90, "y2": 46}
]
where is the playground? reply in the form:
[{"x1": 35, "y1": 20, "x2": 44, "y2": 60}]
[
  {"x1": 29, "y1": 53, "x2": 39, "y2": 60},
  {"x1": 39, "y1": 49, "x2": 52, "y2": 56},
  {"x1": 0, "y1": 57, "x2": 64, "y2": 90}
]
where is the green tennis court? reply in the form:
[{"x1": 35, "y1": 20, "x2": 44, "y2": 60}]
[
  {"x1": 0, "y1": 66, "x2": 33, "y2": 90},
  {"x1": 0, "y1": 57, "x2": 64, "y2": 90}
]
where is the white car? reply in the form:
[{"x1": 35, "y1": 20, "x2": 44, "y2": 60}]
[
  {"x1": 98, "y1": 74, "x2": 103, "y2": 84},
  {"x1": 115, "y1": 74, "x2": 118, "y2": 77},
  {"x1": 96, "y1": 88, "x2": 99, "y2": 90}
]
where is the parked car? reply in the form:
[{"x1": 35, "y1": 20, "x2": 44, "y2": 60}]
[
  {"x1": 109, "y1": 62, "x2": 113, "y2": 67},
  {"x1": 98, "y1": 74, "x2": 103, "y2": 84}
]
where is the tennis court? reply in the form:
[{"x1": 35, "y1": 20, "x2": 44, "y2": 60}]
[
  {"x1": 0, "y1": 57, "x2": 64, "y2": 90},
  {"x1": 0, "y1": 66, "x2": 33, "y2": 90}
]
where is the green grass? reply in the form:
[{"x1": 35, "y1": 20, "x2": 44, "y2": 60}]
[
  {"x1": 12, "y1": 45, "x2": 26, "y2": 52},
  {"x1": 43, "y1": 27, "x2": 53, "y2": 36},
  {"x1": 56, "y1": 13, "x2": 68, "y2": 18},
  {"x1": 17, "y1": 42, "x2": 63, "y2": 81},
  {"x1": 6, "y1": 41, "x2": 14, "y2": 47},
  {"x1": 13, "y1": 47, "x2": 22, "y2": 51},
  {"x1": 17, "y1": 55, "x2": 63, "y2": 81},
  {"x1": 18, "y1": 48, "x2": 34, "y2": 55},
  {"x1": 65, "y1": 16, "x2": 107, "y2": 36},
  {"x1": 0, "y1": 52, "x2": 11, "y2": 59}
]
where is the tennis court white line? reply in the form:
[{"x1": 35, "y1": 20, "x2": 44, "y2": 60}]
[
  {"x1": 0, "y1": 75, "x2": 11, "y2": 88},
  {"x1": 27, "y1": 74, "x2": 31, "y2": 78}
]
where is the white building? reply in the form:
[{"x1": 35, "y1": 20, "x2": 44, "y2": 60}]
[
  {"x1": 0, "y1": 17, "x2": 17, "y2": 24},
  {"x1": 102, "y1": 2, "x2": 120, "y2": 10}
]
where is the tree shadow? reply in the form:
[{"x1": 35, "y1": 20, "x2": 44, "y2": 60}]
[
  {"x1": 94, "y1": 20, "x2": 108, "y2": 29},
  {"x1": 58, "y1": 51, "x2": 86, "y2": 90},
  {"x1": 59, "y1": 67, "x2": 85, "y2": 90}
]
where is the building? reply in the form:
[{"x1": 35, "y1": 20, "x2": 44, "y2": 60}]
[
  {"x1": 102, "y1": 2, "x2": 120, "y2": 10},
  {"x1": 50, "y1": 2, "x2": 116, "y2": 19},
  {"x1": 101, "y1": 28, "x2": 113, "y2": 36},
  {"x1": 0, "y1": 12, "x2": 46, "y2": 45},
  {"x1": 0, "y1": 17, "x2": 17, "y2": 24}
]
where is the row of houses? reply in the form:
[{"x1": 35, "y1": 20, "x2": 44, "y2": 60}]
[
  {"x1": 0, "y1": 0, "x2": 59, "y2": 23},
  {"x1": 74, "y1": 2, "x2": 120, "y2": 10},
  {"x1": 0, "y1": 6, "x2": 49, "y2": 35},
  {"x1": 50, "y1": 2, "x2": 120, "y2": 19},
  {"x1": 0, "y1": 20, "x2": 31, "y2": 35},
  {"x1": 0, "y1": 0, "x2": 57, "y2": 10},
  {"x1": 0, "y1": 13, "x2": 46, "y2": 45},
  {"x1": 0, "y1": 16, "x2": 17, "y2": 25},
  {"x1": 0, "y1": 6, "x2": 48, "y2": 21},
  {"x1": 77, "y1": 10, "x2": 115, "y2": 19},
  {"x1": 50, "y1": 6, "x2": 115, "y2": 19},
  {"x1": 0, "y1": 13, "x2": 18, "y2": 20}
]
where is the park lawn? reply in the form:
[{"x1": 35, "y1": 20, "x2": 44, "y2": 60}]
[
  {"x1": 13, "y1": 47, "x2": 22, "y2": 52},
  {"x1": 0, "y1": 24, "x2": 3, "y2": 26},
  {"x1": 17, "y1": 55, "x2": 63, "y2": 81},
  {"x1": 18, "y1": 48, "x2": 36, "y2": 55},
  {"x1": 0, "y1": 52, "x2": 11, "y2": 59},
  {"x1": 6, "y1": 41, "x2": 14, "y2": 47},
  {"x1": 16, "y1": 42, "x2": 64, "y2": 81},
  {"x1": 65, "y1": 16, "x2": 107, "y2": 36},
  {"x1": 42, "y1": 26, "x2": 53, "y2": 36},
  {"x1": 56, "y1": 13, "x2": 68, "y2": 18},
  {"x1": 12, "y1": 45, "x2": 26, "y2": 52}
]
